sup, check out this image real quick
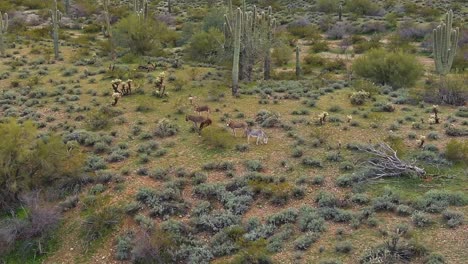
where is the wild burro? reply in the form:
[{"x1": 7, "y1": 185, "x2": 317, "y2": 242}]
[
  {"x1": 226, "y1": 120, "x2": 248, "y2": 137},
  {"x1": 246, "y1": 128, "x2": 268, "y2": 145},
  {"x1": 186, "y1": 115, "x2": 212, "y2": 135}
]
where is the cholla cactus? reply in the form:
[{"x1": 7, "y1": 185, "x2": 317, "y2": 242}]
[
  {"x1": 432, "y1": 105, "x2": 440, "y2": 124},
  {"x1": 433, "y1": 10, "x2": 459, "y2": 75},
  {"x1": 416, "y1": 135, "x2": 426, "y2": 148},
  {"x1": 319, "y1": 112, "x2": 329, "y2": 125},
  {"x1": 111, "y1": 79, "x2": 122, "y2": 92},
  {"x1": 350, "y1": 90, "x2": 370, "y2": 105},
  {"x1": 347, "y1": 115, "x2": 353, "y2": 123},
  {"x1": 111, "y1": 92, "x2": 122, "y2": 106},
  {"x1": 50, "y1": 0, "x2": 62, "y2": 60},
  {"x1": 0, "y1": 12, "x2": 9, "y2": 56},
  {"x1": 155, "y1": 71, "x2": 167, "y2": 97}
]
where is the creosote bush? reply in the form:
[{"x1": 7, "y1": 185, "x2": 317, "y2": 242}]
[{"x1": 353, "y1": 49, "x2": 423, "y2": 89}]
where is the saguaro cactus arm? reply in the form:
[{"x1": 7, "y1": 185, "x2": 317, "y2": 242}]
[{"x1": 50, "y1": 0, "x2": 62, "y2": 60}]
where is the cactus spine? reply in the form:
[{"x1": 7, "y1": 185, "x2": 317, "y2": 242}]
[
  {"x1": 0, "y1": 12, "x2": 8, "y2": 56},
  {"x1": 232, "y1": 8, "x2": 241, "y2": 96},
  {"x1": 50, "y1": 0, "x2": 62, "y2": 60},
  {"x1": 296, "y1": 45, "x2": 301, "y2": 79},
  {"x1": 433, "y1": 10, "x2": 459, "y2": 75}
]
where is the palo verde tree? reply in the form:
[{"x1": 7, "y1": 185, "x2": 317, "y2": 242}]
[
  {"x1": 433, "y1": 10, "x2": 459, "y2": 75},
  {"x1": 0, "y1": 119, "x2": 85, "y2": 212}
]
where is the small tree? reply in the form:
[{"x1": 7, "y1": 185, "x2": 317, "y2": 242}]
[{"x1": 0, "y1": 119, "x2": 84, "y2": 212}]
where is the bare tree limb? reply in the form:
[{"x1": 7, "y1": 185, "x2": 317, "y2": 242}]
[{"x1": 358, "y1": 143, "x2": 426, "y2": 180}]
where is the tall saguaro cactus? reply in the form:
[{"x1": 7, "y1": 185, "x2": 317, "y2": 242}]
[
  {"x1": 224, "y1": 0, "x2": 275, "y2": 82},
  {"x1": 0, "y1": 12, "x2": 8, "y2": 56},
  {"x1": 232, "y1": 8, "x2": 241, "y2": 96},
  {"x1": 64, "y1": 0, "x2": 70, "y2": 15},
  {"x1": 50, "y1": 0, "x2": 62, "y2": 60},
  {"x1": 102, "y1": 0, "x2": 115, "y2": 60},
  {"x1": 433, "y1": 10, "x2": 459, "y2": 75},
  {"x1": 296, "y1": 45, "x2": 301, "y2": 79}
]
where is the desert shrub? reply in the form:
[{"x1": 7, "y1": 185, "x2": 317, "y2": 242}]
[
  {"x1": 154, "y1": 119, "x2": 178, "y2": 138},
  {"x1": 115, "y1": 232, "x2": 133, "y2": 260},
  {"x1": 372, "y1": 188, "x2": 401, "y2": 212},
  {"x1": 424, "y1": 253, "x2": 447, "y2": 264},
  {"x1": 210, "y1": 226, "x2": 242, "y2": 257},
  {"x1": 396, "y1": 205, "x2": 413, "y2": 216},
  {"x1": 294, "y1": 233, "x2": 320, "y2": 250},
  {"x1": 59, "y1": 195, "x2": 79, "y2": 212},
  {"x1": 82, "y1": 207, "x2": 122, "y2": 244},
  {"x1": 360, "y1": 234, "x2": 428, "y2": 263},
  {"x1": 423, "y1": 75, "x2": 467, "y2": 106},
  {"x1": 0, "y1": 196, "x2": 61, "y2": 257},
  {"x1": 298, "y1": 206, "x2": 326, "y2": 233},
  {"x1": 86, "y1": 106, "x2": 122, "y2": 131},
  {"x1": 415, "y1": 190, "x2": 466, "y2": 213},
  {"x1": 235, "y1": 144, "x2": 249, "y2": 152},
  {"x1": 344, "y1": 0, "x2": 380, "y2": 15},
  {"x1": 350, "y1": 90, "x2": 370, "y2": 105},
  {"x1": 315, "y1": 191, "x2": 337, "y2": 208},
  {"x1": 201, "y1": 127, "x2": 234, "y2": 149},
  {"x1": 302, "y1": 157, "x2": 323, "y2": 168},
  {"x1": 412, "y1": 211, "x2": 432, "y2": 227},
  {"x1": 255, "y1": 110, "x2": 280, "y2": 127},
  {"x1": 311, "y1": 175, "x2": 324, "y2": 185},
  {"x1": 267, "y1": 208, "x2": 298, "y2": 227},
  {"x1": 445, "y1": 139, "x2": 468, "y2": 163},
  {"x1": 192, "y1": 210, "x2": 241, "y2": 233},
  {"x1": 89, "y1": 184, "x2": 106, "y2": 195},
  {"x1": 353, "y1": 49, "x2": 423, "y2": 89},
  {"x1": 272, "y1": 43, "x2": 292, "y2": 66},
  {"x1": 244, "y1": 160, "x2": 263, "y2": 172},
  {"x1": 287, "y1": 18, "x2": 321, "y2": 39},
  {"x1": 441, "y1": 210, "x2": 464, "y2": 228},
  {"x1": 267, "y1": 224, "x2": 294, "y2": 253},
  {"x1": 136, "y1": 187, "x2": 188, "y2": 218},
  {"x1": 335, "y1": 241, "x2": 353, "y2": 253},
  {"x1": 351, "y1": 193, "x2": 369, "y2": 205},
  {"x1": 130, "y1": 228, "x2": 177, "y2": 263},
  {"x1": 317, "y1": 0, "x2": 340, "y2": 13}
]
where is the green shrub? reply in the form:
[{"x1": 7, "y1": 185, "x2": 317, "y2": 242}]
[
  {"x1": 201, "y1": 127, "x2": 234, "y2": 149},
  {"x1": 82, "y1": 207, "x2": 122, "y2": 243},
  {"x1": 345, "y1": 0, "x2": 380, "y2": 15},
  {"x1": 187, "y1": 28, "x2": 224, "y2": 64},
  {"x1": 445, "y1": 139, "x2": 468, "y2": 163},
  {"x1": 272, "y1": 43, "x2": 292, "y2": 66},
  {"x1": 353, "y1": 49, "x2": 423, "y2": 88},
  {"x1": 154, "y1": 119, "x2": 179, "y2": 138}
]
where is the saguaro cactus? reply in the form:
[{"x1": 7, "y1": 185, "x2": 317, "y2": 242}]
[
  {"x1": 433, "y1": 10, "x2": 459, "y2": 75},
  {"x1": 296, "y1": 45, "x2": 301, "y2": 79},
  {"x1": 64, "y1": 0, "x2": 70, "y2": 15},
  {"x1": 224, "y1": 0, "x2": 275, "y2": 81},
  {"x1": 338, "y1": 4, "x2": 342, "y2": 21},
  {"x1": 50, "y1": 0, "x2": 62, "y2": 60},
  {"x1": 232, "y1": 8, "x2": 241, "y2": 96},
  {"x1": 0, "y1": 12, "x2": 8, "y2": 56},
  {"x1": 102, "y1": 0, "x2": 116, "y2": 60}
]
